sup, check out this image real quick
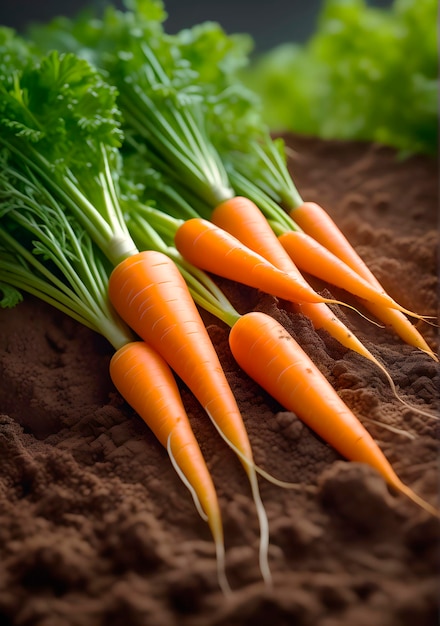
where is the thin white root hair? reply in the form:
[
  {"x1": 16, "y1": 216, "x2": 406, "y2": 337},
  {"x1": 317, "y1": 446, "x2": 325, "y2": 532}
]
[
  {"x1": 214, "y1": 539, "x2": 232, "y2": 597},
  {"x1": 375, "y1": 358, "x2": 440, "y2": 422},
  {"x1": 205, "y1": 408, "x2": 308, "y2": 491},
  {"x1": 205, "y1": 408, "x2": 273, "y2": 588},
  {"x1": 167, "y1": 433, "x2": 209, "y2": 522},
  {"x1": 249, "y1": 468, "x2": 272, "y2": 588},
  {"x1": 362, "y1": 417, "x2": 415, "y2": 440},
  {"x1": 167, "y1": 433, "x2": 232, "y2": 596}
]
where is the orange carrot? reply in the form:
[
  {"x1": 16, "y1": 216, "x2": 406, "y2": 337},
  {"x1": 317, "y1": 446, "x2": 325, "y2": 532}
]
[
  {"x1": 278, "y1": 229, "x2": 424, "y2": 315},
  {"x1": 211, "y1": 196, "x2": 300, "y2": 271},
  {"x1": 174, "y1": 217, "x2": 353, "y2": 307},
  {"x1": 229, "y1": 311, "x2": 439, "y2": 517},
  {"x1": 211, "y1": 197, "x2": 427, "y2": 321},
  {"x1": 110, "y1": 340, "x2": 230, "y2": 593},
  {"x1": 108, "y1": 250, "x2": 271, "y2": 585},
  {"x1": 290, "y1": 202, "x2": 437, "y2": 360},
  {"x1": 211, "y1": 196, "x2": 375, "y2": 356},
  {"x1": 211, "y1": 196, "x2": 436, "y2": 425}
]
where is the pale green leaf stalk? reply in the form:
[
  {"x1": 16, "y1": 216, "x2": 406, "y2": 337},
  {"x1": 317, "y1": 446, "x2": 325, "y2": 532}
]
[{"x1": 0, "y1": 157, "x2": 134, "y2": 350}]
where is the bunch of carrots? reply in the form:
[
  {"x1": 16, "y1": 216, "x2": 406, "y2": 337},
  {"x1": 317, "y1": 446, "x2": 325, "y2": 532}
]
[{"x1": 0, "y1": 1, "x2": 438, "y2": 594}]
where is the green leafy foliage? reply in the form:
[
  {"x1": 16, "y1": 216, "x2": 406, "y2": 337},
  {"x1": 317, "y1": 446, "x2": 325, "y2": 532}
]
[
  {"x1": 28, "y1": 3, "x2": 240, "y2": 205},
  {"x1": 0, "y1": 47, "x2": 122, "y2": 177},
  {"x1": 0, "y1": 26, "x2": 34, "y2": 76},
  {"x1": 175, "y1": 20, "x2": 252, "y2": 88},
  {"x1": 0, "y1": 282, "x2": 23, "y2": 308},
  {"x1": 242, "y1": 0, "x2": 438, "y2": 155},
  {"x1": 0, "y1": 32, "x2": 138, "y2": 264}
]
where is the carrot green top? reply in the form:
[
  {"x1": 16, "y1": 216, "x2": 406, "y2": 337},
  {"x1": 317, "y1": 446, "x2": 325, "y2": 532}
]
[
  {"x1": 32, "y1": 2, "x2": 236, "y2": 207},
  {"x1": 0, "y1": 152, "x2": 134, "y2": 350},
  {"x1": 26, "y1": 2, "x2": 241, "y2": 207},
  {"x1": 19, "y1": 0, "x2": 308, "y2": 230},
  {"x1": 0, "y1": 33, "x2": 143, "y2": 267},
  {"x1": 0, "y1": 29, "x2": 241, "y2": 332}
]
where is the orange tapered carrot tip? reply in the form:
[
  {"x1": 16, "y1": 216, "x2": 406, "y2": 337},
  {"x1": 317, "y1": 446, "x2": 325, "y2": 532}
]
[
  {"x1": 229, "y1": 311, "x2": 439, "y2": 518},
  {"x1": 363, "y1": 303, "x2": 437, "y2": 361},
  {"x1": 110, "y1": 340, "x2": 230, "y2": 594},
  {"x1": 290, "y1": 202, "x2": 437, "y2": 360},
  {"x1": 278, "y1": 230, "x2": 429, "y2": 320},
  {"x1": 108, "y1": 250, "x2": 272, "y2": 585}
]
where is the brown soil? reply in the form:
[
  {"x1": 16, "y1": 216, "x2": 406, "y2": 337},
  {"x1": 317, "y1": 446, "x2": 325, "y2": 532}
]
[{"x1": 0, "y1": 135, "x2": 438, "y2": 626}]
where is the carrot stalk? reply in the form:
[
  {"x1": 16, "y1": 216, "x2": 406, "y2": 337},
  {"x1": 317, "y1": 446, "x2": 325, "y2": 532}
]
[{"x1": 229, "y1": 311, "x2": 439, "y2": 518}]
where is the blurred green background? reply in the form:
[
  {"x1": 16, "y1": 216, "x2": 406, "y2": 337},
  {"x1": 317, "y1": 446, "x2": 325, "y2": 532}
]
[
  {"x1": 0, "y1": 0, "x2": 393, "y2": 51},
  {"x1": 0, "y1": 0, "x2": 435, "y2": 155}
]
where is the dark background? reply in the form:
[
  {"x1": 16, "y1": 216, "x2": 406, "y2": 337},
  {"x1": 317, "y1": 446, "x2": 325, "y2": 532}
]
[{"x1": 1, "y1": 0, "x2": 394, "y2": 52}]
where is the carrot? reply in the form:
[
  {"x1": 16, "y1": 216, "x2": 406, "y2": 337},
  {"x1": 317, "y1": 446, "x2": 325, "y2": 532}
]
[
  {"x1": 211, "y1": 196, "x2": 377, "y2": 356},
  {"x1": 174, "y1": 217, "x2": 358, "y2": 309},
  {"x1": 229, "y1": 311, "x2": 439, "y2": 517},
  {"x1": 210, "y1": 197, "x2": 429, "y2": 321},
  {"x1": 108, "y1": 249, "x2": 272, "y2": 585},
  {"x1": 110, "y1": 340, "x2": 230, "y2": 594},
  {"x1": 211, "y1": 196, "x2": 436, "y2": 425},
  {"x1": 290, "y1": 202, "x2": 437, "y2": 360},
  {"x1": 211, "y1": 196, "x2": 298, "y2": 267},
  {"x1": 278, "y1": 229, "x2": 427, "y2": 316},
  {"x1": 289, "y1": 202, "x2": 378, "y2": 279}
]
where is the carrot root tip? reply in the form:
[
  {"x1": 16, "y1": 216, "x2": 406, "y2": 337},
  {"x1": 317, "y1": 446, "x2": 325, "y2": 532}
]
[
  {"x1": 167, "y1": 433, "x2": 209, "y2": 523},
  {"x1": 204, "y1": 407, "x2": 273, "y2": 587},
  {"x1": 396, "y1": 481, "x2": 440, "y2": 519}
]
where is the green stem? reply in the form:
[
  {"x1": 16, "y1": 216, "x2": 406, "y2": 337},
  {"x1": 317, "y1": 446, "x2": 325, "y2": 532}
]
[
  {"x1": 254, "y1": 141, "x2": 303, "y2": 209},
  {"x1": 3, "y1": 138, "x2": 139, "y2": 266},
  {"x1": 226, "y1": 168, "x2": 300, "y2": 233},
  {"x1": 118, "y1": 88, "x2": 233, "y2": 207},
  {"x1": 0, "y1": 254, "x2": 132, "y2": 350}
]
